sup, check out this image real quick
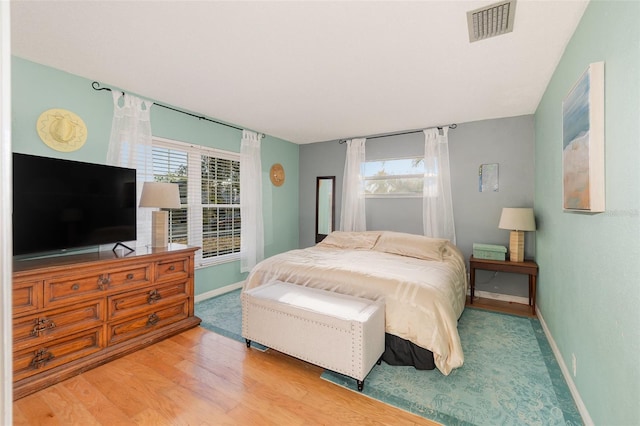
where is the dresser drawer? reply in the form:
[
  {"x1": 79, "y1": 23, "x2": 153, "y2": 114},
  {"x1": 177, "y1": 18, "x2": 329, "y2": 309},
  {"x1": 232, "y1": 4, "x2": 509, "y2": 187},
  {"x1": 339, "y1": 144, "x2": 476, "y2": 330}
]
[
  {"x1": 106, "y1": 300, "x2": 189, "y2": 346},
  {"x1": 44, "y1": 264, "x2": 151, "y2": 307},
  {"x1": 13, "y1": 327, "x2": 104, "y2": 382},
  {"x1": 155, "y1": 256, "x2": 190, "y2": 283},
  {"x1": 105, "y1": 264, "x2": 153, "y2": 292},
  {"x1": 13, "y1": 280, "x2": 42, "y2": 316},
  {"x1": 13, "y1": 301, "x2": 104, "y2": 351},
  {"x1": 108, "y1": 282, "x2": 189, "y2": 321}
]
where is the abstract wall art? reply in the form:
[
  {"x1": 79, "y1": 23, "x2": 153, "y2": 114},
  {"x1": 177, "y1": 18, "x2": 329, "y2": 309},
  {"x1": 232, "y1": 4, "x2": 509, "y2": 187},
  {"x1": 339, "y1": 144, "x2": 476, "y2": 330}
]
[{"x1": 562, "y1": 61, "x2": 605, "y2": 212}]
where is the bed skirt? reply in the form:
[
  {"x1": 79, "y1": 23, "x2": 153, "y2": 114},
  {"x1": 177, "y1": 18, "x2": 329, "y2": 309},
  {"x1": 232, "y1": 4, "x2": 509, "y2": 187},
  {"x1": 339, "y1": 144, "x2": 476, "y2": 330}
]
[{"x1": 382, "y1": 333, "x2": 436, "y2": 370}]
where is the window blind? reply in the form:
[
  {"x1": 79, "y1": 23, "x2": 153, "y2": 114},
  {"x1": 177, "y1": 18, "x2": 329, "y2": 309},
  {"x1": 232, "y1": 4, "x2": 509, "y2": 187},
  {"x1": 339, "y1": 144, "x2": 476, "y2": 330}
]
[{"x1": 152, "y1": 137, "x2": 241, "y2": 267}]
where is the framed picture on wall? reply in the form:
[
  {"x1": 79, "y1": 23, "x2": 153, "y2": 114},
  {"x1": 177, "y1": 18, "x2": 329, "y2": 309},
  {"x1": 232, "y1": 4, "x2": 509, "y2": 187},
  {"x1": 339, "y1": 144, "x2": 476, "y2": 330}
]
[{"x1": 562, "y1": 61, "x2": 605, "y2": 212}]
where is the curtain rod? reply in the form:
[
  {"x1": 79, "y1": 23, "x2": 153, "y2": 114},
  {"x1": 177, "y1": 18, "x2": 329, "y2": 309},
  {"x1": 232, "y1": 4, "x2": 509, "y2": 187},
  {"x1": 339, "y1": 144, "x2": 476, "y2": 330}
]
[
  {"x1": 91, "y1": 81, "x2": 264, "y2": 138},
  {"x1": 338, "y1": 123, "x2": 457, "y2": 144}
]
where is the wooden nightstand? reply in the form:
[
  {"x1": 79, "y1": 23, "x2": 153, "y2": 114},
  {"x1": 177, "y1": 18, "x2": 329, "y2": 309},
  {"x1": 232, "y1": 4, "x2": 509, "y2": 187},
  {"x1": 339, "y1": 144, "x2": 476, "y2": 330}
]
[{"x1": 469, "y1": 256, "x2": 539, "y2": 315}]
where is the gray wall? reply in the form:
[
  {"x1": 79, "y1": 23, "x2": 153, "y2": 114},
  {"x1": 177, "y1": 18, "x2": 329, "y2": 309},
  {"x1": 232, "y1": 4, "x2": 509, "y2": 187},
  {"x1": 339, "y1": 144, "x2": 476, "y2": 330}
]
[{"x1": 299, "y1": 115, "x2": 535, "y2": 298}]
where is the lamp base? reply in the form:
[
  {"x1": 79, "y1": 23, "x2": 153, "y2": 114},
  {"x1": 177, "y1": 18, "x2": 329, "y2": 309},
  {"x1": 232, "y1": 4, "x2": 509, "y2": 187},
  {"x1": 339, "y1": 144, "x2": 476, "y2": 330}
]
[
  {"x1": 151, "y1": 210, "x2": 169, "y2": 248},
  {"x1": 509, "y1": 230, "x2": 525, "y2": 262}
]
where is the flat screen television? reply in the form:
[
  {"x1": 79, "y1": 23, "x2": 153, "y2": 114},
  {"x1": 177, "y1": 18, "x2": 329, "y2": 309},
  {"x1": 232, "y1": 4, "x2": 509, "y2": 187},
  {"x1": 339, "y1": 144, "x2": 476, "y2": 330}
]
[{"x1": 13, "y1": 153, "x2": 137, "y2": 257}]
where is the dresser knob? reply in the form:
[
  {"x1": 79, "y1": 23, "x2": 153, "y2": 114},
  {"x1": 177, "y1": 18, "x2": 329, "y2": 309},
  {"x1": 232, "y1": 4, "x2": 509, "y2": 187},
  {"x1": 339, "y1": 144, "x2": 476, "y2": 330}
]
[
  {"x1": 30, "y1": 348, "x2": 54, "y2": 369},
  {"x1": 168, "y1": 265, "x2": 175, "y2": 271},
  {"x1": 31, "y1": 318, "x2": 56, "y2": 337},
  {"x1": 98, "y1": 275, "x2": 111, "y2": 290},
  {"x1": 127, "y1": 273, "x2": 134, "y2": 280},
  {"x1": 72, "y1": 284, "x2": 80, "y2": 291},
  {"x1": 147, "y1": 290, "x2": 162, "y2": 304},
  {"x1": 147, "y1": 313, "x2": 159, "y2": 326}
]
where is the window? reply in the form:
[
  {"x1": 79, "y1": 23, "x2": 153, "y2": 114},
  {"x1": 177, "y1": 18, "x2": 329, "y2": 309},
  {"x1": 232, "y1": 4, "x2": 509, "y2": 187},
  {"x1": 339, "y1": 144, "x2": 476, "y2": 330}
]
[
  {"x1": 363, "y1": 157, "x2": 434, "y2": 197},
  {"x1": 152, "y1": 137, "x2": 240, "y2": 267}
]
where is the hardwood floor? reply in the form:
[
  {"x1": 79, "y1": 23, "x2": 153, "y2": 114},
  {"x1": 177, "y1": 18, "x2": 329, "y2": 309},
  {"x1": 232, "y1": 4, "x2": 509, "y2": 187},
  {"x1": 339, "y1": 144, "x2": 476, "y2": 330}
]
[
  {"x1": 13, "y1": 299, "x2": 531, "y2": 425},
  {"x1": 12, "y1": 328, "x2": 440, "y2": 425}
]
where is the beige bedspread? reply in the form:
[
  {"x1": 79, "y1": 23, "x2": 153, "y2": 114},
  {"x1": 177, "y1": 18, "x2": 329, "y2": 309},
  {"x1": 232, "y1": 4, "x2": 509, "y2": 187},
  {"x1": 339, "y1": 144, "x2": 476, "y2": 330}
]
[{"x1": 243, "y1": 233, "x2": 468, "y2": 375}]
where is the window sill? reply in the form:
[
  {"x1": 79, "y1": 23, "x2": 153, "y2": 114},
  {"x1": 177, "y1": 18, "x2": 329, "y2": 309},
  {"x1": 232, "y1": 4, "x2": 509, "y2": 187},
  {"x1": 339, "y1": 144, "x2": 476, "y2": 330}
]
[{"x1": 196, "y1": 252, "x2": 240, "y2": 269}]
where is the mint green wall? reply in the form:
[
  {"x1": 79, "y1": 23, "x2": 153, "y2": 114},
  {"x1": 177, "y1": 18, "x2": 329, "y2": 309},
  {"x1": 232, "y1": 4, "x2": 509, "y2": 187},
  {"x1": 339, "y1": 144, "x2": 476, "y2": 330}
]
[
  {"x1": 11, "y1": 57, "x2": 299, "y2": 295},
  {"x1": 534, "y1": 1, "x2": 639, "y2": 424}
]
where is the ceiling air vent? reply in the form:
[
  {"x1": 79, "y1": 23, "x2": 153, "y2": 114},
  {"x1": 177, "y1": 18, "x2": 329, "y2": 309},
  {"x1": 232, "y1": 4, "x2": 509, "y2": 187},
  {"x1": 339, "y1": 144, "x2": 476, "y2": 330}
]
[{"x1": 467, "y1": 0, "x2": 517, "y2": 43}]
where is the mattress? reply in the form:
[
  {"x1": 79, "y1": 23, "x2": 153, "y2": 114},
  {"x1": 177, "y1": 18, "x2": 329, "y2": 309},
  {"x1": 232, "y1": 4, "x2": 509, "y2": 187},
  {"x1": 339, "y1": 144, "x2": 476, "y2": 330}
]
[{"x1": 243, "y1": 231, "x2": 468, "y2": 375}]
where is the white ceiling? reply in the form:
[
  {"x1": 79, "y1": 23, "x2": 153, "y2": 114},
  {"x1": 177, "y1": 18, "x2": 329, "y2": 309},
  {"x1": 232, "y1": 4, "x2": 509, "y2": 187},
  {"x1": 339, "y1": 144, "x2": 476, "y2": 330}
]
[{"x1": 11, "y1": 0, "x2": 588, "y2": 144}]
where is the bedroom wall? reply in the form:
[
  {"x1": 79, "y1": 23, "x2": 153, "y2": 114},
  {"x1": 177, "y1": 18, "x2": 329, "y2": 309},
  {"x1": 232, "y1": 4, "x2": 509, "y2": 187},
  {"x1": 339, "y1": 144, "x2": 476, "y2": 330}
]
[
  {"x1": 299, "y1": 115, "x2": 535, "y2": 299},
  {"x1": 11, "y1": 57, "x2": 300, "y2": 296},
  {"x1": 534, "y1": 0, "x2": 640, "y2": 424}
]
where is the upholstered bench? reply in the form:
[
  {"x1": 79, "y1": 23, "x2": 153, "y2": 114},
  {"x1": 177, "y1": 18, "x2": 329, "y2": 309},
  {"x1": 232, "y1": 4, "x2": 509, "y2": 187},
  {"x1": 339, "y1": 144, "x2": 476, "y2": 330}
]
[{"x1": 241, "y1": 280, "x2": 385, "y2": 391}]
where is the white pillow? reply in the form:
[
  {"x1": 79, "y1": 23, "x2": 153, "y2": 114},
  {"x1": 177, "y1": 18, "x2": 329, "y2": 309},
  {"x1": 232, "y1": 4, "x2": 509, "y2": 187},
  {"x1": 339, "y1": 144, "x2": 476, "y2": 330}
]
[
  {"x1": 372, "y1": 231, "x2": 448, "y2": 261},
  {"x1": 317, "y1": 231, "x2": 381, "y2": 250}
]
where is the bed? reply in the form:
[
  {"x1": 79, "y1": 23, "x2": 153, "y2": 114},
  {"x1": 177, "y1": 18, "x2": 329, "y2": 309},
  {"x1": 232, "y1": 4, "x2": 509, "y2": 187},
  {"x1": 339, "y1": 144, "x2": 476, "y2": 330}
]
[{"x1": 243, "y1": 230, "x2": 468, "y2": 375}]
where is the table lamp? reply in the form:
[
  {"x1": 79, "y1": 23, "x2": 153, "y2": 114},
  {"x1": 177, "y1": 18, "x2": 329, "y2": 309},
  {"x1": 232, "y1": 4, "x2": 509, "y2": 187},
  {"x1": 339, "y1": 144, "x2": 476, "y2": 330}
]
[
  {"x1": 139, "y1": 182, "x2": 181, "y2": 248},
  {"x1": 498, "y1": 207, "x2": 536, "y2": 262}
]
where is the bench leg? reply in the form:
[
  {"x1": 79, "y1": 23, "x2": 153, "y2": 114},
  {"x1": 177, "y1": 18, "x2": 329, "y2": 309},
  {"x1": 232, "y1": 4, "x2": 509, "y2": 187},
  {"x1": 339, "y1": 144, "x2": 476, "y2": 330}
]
[
  {"x1": 357, "y1": 380, "x2": 364, "y2": 392},
  {"x1": 245, "y1": 339, "x2": 251, "y2": 348}
]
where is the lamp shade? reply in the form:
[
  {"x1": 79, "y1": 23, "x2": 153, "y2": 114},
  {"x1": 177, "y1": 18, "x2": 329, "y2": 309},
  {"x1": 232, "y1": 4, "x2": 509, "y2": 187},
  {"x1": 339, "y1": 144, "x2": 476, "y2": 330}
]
[
  {"x1": 139, "y1": 182, "x2": 181, "y2": 209},
  {"x1": 498, "y1": 208, "x2": 536, "y2": 231}
]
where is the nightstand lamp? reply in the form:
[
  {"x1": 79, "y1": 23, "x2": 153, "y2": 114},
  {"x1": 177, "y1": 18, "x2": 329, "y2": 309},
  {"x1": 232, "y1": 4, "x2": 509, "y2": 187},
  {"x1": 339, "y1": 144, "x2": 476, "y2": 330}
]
[
  {"x1": 139, "y1": 182, "x2": 181, "y2": 248},
  {"x1": 498, "y1": 207, "x2": 536, "y2": 262}
]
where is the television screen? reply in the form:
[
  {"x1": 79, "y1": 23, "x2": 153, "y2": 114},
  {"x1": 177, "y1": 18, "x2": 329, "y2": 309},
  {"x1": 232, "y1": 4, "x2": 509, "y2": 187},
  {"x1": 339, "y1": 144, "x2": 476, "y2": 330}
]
[{"x1": 13, "y1": 153, "x2": 137, "y2": 256}]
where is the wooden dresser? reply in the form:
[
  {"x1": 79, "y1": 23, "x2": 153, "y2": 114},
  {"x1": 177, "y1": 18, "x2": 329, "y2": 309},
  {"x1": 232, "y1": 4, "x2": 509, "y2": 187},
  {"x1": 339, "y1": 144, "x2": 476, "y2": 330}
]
[{"x1": 12, "y1": 244, "x2": 201, "y2": 400}]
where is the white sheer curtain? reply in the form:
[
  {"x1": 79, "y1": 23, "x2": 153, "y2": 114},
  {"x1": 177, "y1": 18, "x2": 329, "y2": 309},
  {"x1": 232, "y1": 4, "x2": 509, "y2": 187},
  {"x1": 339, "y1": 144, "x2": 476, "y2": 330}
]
[
  {"x1": 340, "y1": 138, "x2": 367, "y2": 232},
  {"x1": 423, "y1": 127, "x2": 456, "y2": 244},
  {"x1": 106, "y1": 92, "x2": 154, "y2": 247},
  {"x1": 240, "y1": 130, "x2": 264, "y2": 273}
]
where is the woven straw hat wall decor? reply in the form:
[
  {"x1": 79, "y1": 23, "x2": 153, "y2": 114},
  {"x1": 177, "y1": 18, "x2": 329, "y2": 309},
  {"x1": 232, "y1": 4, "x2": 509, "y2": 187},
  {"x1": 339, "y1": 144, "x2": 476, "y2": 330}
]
[{"x1": 36, "y1": 108, "x2": 87, "y2": 152}]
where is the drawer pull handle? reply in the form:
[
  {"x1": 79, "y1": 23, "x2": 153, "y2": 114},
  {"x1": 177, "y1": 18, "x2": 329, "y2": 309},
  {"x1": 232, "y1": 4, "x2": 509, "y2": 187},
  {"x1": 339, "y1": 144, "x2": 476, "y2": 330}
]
[
  {"x1": 147, "y1": 290, "x2": 162, "y2": 304},
  {"x1": 127, "y1": 273, "x2": 134, "y2": 280},
  {"x1": 168, "y1": 265, "x2": 175, "y2": 271},
  {"x1": 98, "y1": 275, "x2": 111, "y2": 290},
  {"x1": 72, "y1": 284, "x2": 80, "y2": 291},
  {"x1": 147, "y1": 313, "x2": 159, "y2": 326},
  {"x1": 31, "y1": 318, "x2": 56, "y2": 337},
  {"x1": 30, "y1": 348, "x2": 54, "y2": 369}
]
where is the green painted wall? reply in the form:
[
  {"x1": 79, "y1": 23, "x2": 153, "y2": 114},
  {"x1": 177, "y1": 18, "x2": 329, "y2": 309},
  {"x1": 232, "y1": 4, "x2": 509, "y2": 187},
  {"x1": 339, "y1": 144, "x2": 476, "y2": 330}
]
[
  {"x1": 534, "y1": 1, "x2": 639, "y2": 424},
  {"x1": 11, "y1": 57, "x2": 299, "y2": 296}
]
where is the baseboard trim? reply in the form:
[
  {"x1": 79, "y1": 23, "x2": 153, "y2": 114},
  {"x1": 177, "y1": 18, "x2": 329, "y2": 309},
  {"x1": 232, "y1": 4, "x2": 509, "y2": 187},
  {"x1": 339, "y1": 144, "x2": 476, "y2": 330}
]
[
  {"x1": 468, "y1": 289, "x2": 529, "y2": 305},
  {"x1": 195, "y1": 281, "x2": 244, "y2": 303},
  {"x1": 537, "y1": 308, "x2": 594, "y2": 426}
]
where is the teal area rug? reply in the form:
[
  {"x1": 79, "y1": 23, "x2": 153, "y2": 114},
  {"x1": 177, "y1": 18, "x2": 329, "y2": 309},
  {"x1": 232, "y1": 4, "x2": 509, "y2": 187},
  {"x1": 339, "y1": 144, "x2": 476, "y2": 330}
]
[
  {"x1": 195, "y1": 289, "x2": 581, "y2": 426},
  {"x1": 195, "y1": 288, "x2": 266, "y2": 351}
]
